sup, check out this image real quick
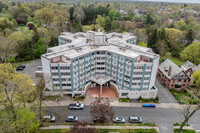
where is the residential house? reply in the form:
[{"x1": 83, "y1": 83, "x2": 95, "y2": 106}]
[
  {"x1": 181, "y1": 60, "x2": 200, "y2": 86},
  {"x1": 157, "y1": 59, "x2": 189, "y2": 90}
]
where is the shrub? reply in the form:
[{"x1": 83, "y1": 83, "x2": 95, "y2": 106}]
[
  {"x1": 119, "y1": 98, "x2": 130, "y2": 102},
  {"x1": 27, "y1": 22, "x2": 35, "y2": 29}
]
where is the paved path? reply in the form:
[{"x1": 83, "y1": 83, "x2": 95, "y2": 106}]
[
  {"x1": 155, "y1": 79, "x2": 177, "y2": 103},
  {"x1": 43, "y1": 99, "x2": 184, "y2": 109}
]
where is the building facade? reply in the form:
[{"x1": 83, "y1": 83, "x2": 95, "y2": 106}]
[
  {"x1": 181, "y1": 60, "x2": 200, "y2": 86},
  {"x1": 41, "y1": 31, "x2": 159, "y2": 99},
  {"x1": 157, "y1": 59, "x2": 189, "y2": 90}
]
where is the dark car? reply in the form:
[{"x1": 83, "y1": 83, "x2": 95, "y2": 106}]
[
  {"x1": 129, "y1": 116, "x2": 142, "y2": 123},
  {"x1": 16, "y1": 66, "x2": 24, "y2": 71},
  {"x1": 66, "y1": 116, "x2": 78, "y2": 122},
  {"x1": 93, "y1": 117, "x2": 106, "y2": 123},
  {"x1": 20, "y1": 65, "x2": 26, "y2": 68}
]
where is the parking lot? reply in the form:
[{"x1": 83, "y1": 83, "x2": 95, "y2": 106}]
[{"x1": 16, "y1": 59, "x2": 42, "y2": 83}]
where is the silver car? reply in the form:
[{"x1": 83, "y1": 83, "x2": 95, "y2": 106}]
[
  {"x1": 113, "y1": 117, "x2": 126, "y2": 123},
  {"x1": 129, "y1": 116, "x2": 142, "y2": 123},
  {"x1": 43, "y1": 115, "x2": 56, "y2": 122},
  {"x1": 66, "y1": 116, "x2": 78, "y2": 122}
]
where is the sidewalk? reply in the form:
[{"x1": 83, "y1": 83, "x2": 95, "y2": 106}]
[{"x1": 42, "y1": 99, "x2": 184, "y2": 109}]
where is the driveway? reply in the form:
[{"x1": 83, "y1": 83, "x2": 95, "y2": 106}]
[
  {"x1": 155, "y1": 78, "x2": 177, "y2": 103},
  {"x1": 17, "y1": 59, "x2": 42, "y2": 83}
]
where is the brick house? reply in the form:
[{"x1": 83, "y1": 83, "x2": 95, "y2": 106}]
[
  {"x1": 157, "y1": 59, "x2": 189, "y2": 90},
  {"x1": 181, "y1": 60, "x2": 200, "y2": 86}
]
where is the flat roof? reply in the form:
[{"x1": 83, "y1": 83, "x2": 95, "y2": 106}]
[
  {"x1": 90, "y1": 76, "x2": 113, "y2": 85},
  {"x1": 42, "y1": 32, "x2": 158, "y2": 60}
]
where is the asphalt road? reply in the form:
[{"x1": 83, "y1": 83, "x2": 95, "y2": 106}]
[
  {"x1": 45, "y1": 106, "x2": 200, "y2": 133},
  {"x1": 155, "y1": 79, "x2": 177, "y2": 103}
]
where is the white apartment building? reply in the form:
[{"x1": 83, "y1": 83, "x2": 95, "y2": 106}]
[{"x1": 41, "y1": 31, "x2": 159, "y2": 99}]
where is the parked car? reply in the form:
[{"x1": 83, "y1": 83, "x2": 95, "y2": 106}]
[
  {"x1": 43, "y1": 115, "x2": 56, "y2": 122},
  {"x1": 16, "y1": 66, "x2": 24, "y2": 71},
  {"x1": 68, "y1": 103, "x2": 84, "y2": 110},
  {"x1": 93, "y1": 117, "x2": 106, "y2": 123},
  {"x1": 113, "y1": 117, "x2": 126, "y2": 123},
  {"x1": 129, "y1": 116, "x2": 142, "y2": 123},
  {"x1": 66, "y1": 116, "x2": 78, "y2": 122},
  {"x1": 20, "y1": 65, "x2": 26, "y2": 68}
]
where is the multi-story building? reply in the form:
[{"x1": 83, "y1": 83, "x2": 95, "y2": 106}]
[
  {"x1": 41, "y1": 31, "x2": 159, "y2": 99},
  {"x1": 157, "y1": 59, "x2": 189, "y2": 90}
]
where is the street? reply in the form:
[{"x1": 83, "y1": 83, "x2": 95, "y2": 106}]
[{"x1": 45, "y1": 106, "x2": 200, "y2": 133}]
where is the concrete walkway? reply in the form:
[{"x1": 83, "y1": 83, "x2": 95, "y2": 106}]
[{"x1": 42, "y1": 100, "x2": 185, "y2": 109}]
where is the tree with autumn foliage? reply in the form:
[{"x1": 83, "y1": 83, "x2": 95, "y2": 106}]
[
  {"x1": 68, "y1": 121, "x2": 97, "y2": 133},
  {"x1": 90, "y1": 97, "x2": 114, "y2": 123}
]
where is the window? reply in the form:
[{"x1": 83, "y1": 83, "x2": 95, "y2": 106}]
[
  {"x1": 122, "y1": 93, "x2": 128, "y2": 96},
  {"x1": 52, "y1": 67, "x2": 58, "y2": 70},
  {"x1": 60, "y1": 66, "x2": 70, "y2": 70}
]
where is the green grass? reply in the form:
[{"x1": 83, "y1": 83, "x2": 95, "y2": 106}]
[
  {"x1": 38, "y1": 129, "x2": 70, "y2": 133},
  {"x1": 99, "y1": 129, "x2": 158, "y2": 133},
  {"x1": 174, "y1": 129, "x2": 196, "y2": 133},
  {"x1": 173, "y1": 123, "x2": 190, "y2": 126},
  {"x1": 43, "y1": 96, "x2": 61, "y2": 101},
  {"x1": 170, "y1": 57, "x2": 185, "y2": 66},
  {"x1": 11, "y1": 60, "x2": 33, "y2": 68},
  {"x1": 170, "y1": 89, "x2": 198, "y2": 104}
]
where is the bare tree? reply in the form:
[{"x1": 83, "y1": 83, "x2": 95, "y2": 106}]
[
  {"x1": 90, "y1": 97, "x2": 114, "y2": 124},
  {"x1": 68, "y1": 121, "x2": 97, "y2": 133},
  {"x1": 178, "y1": 70, "x2": 200, "y2": 133}
]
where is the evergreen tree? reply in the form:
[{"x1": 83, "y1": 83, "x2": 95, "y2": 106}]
[{"x1": 186, "y1": 29, "x2": 194, "y2": 46}]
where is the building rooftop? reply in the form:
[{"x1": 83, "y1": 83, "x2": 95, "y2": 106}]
[
  {"x1": 159, "y1": 59, "x2": 184, "y2": 80},
  {"x1": 181, "y1": 60, "x2": 196, "y2": 70},
  {"x1": 43, "y1": 31, "x2": 158, "y2": 61}
]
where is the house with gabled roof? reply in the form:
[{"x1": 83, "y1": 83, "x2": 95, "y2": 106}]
[
  {"x1": 157, "y1": 59, "x2": 189, "y2": 90},
  {"x1": 181, "y1": 60, "x2": 200, "y2": 86}
]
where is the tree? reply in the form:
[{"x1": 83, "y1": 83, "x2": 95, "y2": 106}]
[
  {"x1": 186, "y1": 29, "x2": 194, "y2": 46},
  {"x1": 145, "y1": 13, "x2": 155, "y2": 25},
  {"x1": 155, "y1": 40, "x2": 167, "y2": 56},
  {"x1": 178, "y1": 70, "x2": 200, "y2": 133},
  {"x1": 35, "y1": 8, "x2": 54, "y2": 28},
  {"x1": 73, "y1": 6, "x2": 85, "y2": 24},
  {"x1": 69, "y1": 121, "x2": 97, "y2": 133},
  {"x1": 90, "y1": 97, "x2": 114, "y2": 123},
  {"x1": 0, "y1": 64, "x2": 36, "y2": 109},
  {"x1": 108, "y1": 10, "x2": 116, "y2": 21},
  {"x1": 175, "y1": 20, "x2": 187, "y2": 31},
  {"x1": 0, "y1": 37, "x2": 16, "y2": 63},
  {"x1": 105, "y1": 17, "x2": 112, "y2": 31},
  {"x1": 180, "y1": 42, "x2": 200, "y2": 65},
  {"x1": 192, "y1": 70, "x2": 200, "y2": 95},
  {"x1": 34, "y1": 39, "x2": 46, "y2": 59},
  {"x1": 0, "y1": 108, "x2": 40, "y2": 132},
  {"x1": 96, "y1": 15, "x2": 105, "y2": 28},
  {"x1": 137, "y1": 42, "x2": 147, "y2": 47},
  {"x1": 27, "y1": 22, "x2": 35, "y2": 29}
]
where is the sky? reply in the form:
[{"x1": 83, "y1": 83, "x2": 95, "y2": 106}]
[{"x1": 130, "y1": 0, "x2": 200, "y2": 4}]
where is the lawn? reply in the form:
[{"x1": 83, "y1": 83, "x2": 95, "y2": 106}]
[
  {"x1": 170, "y1": 57, "x2": 185, "y2": 66},
  {"x1": 170, "y1": 89, "x2": 198, "y2": 104},
  {"x1": 174, "y1": 129, "x2": 196, "y2": 133}
]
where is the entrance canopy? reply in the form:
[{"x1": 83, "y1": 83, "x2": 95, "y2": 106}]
[{"x1": 90, "y1": 76, "x2": 112, "y2": 85}]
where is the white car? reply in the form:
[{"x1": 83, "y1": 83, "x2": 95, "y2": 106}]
[
  {"x1": 69, "y1": 103, "x2": 84, "y2": 110},
  {"x1": 43, "y1": 115, "x2": 56, "y2": 122},
  {"x1": 113, "y1": 117, "x2": 126, "y2": 123}
]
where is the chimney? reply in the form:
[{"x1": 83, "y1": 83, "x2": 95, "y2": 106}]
[{"x1": 168, "y1": 66, "x2": 172, "y2": 76}]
